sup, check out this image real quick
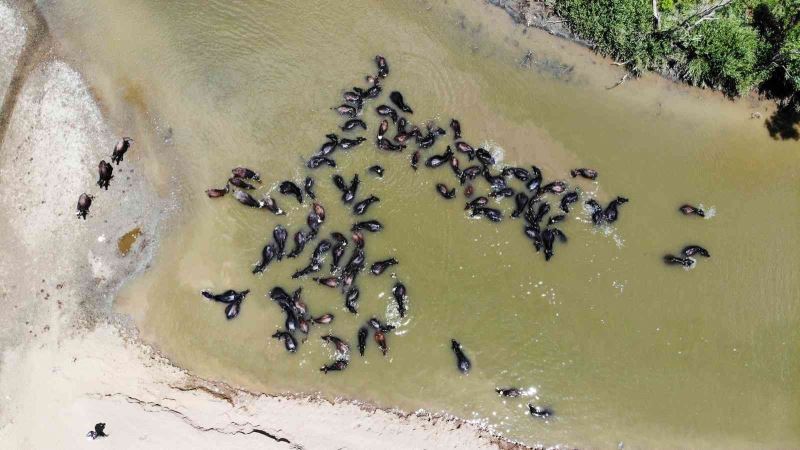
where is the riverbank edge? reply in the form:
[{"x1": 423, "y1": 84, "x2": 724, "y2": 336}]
[
  {"x1": 0, "y1": 1, "x2": 539, "y2": 448},
  {"x1": 484, "y1": 0, "x2": 800, "y2": 141}
]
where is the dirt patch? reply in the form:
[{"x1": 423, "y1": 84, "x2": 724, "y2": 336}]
[{"x1": 118, "y1": 227, "x2": 142, "y2": 256}]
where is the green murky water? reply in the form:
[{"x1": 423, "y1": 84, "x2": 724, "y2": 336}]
[{"x1": 42, "y1": 0, "x2": 799, "y2": 447}]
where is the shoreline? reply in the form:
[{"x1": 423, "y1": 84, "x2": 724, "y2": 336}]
[
  {"x1": 484, "y1": 0, "x2": 799, "y2": 141},
  {"x1": 485, "y1": 0, "x2": 587, "y2": 48},
  {"x1": 482, "y1": 0, "x2": 708, "y2": 88},
  {"x1": 0, "y1": 1, "x2": 534, "y2": 448}
]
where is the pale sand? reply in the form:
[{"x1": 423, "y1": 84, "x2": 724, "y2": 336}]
[
  {"x1": 0, "y1": 0, "x2": 25, "y2": 105},
  {"x1": 0, "y1": 2, "x2": 525, "y2": 448},
  {"x1": 1, "y1": 324, "x2": 507, "y2": 449}
]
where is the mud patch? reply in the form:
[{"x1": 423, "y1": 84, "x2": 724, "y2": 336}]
[{"x1": 118, "y1": 226, "x2": 142, "y2": 256}]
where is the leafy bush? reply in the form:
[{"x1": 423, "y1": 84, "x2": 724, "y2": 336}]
[
  {"x1": 660, "y1": 0, "x2": 704, "y2": 13},
  {"x1": 684, "y1": 17, "x2": 764, "y2": 94},
  {"x1": 546, "y1": 0, "x2": 800, "y2": 135},
  {"x1": 783, "y1": 26, "x2": 800, "y2": 91},
  {"x1": 554, "y1": 0, "x2": 660, "y2": 70},
  {"x1": 552, "y1": 0, "x2": 798, "y2": 98}
]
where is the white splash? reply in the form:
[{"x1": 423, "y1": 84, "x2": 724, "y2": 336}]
[
  {"x1": 385, "y1": 302, "x2": 411, "y2": 335},
  {"x1": 699, "y1": 203, "x2": 717, "y2": 219},
  {"x1": 481, "y1": 140, "x2": 506, "y2": 164}
]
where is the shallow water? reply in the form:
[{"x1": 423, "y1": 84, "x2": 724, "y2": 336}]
[{"x1": 41, "y1": 0, "x2": 800, "y2": 447}]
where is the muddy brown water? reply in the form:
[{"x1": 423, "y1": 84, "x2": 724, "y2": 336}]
[{"x1": 41, "y1": 0, "x2": 799, "y2": 447}]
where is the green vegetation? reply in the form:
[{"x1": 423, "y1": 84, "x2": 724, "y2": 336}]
[
  {"x1": 545, "y1": 0, "x2": 800, "y2": 137},
  {"x1": 686, "y1": 16, "x2": 761, "y2": 94}
]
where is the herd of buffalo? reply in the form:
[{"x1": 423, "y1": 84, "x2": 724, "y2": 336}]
[
  {"x1": 77, "y1": 55, "x2": 710, "y2": 420},
  {"x1": 76, "y1": 137, "x2": 133, "y2": 219}
]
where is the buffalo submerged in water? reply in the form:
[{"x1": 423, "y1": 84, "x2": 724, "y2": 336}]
[
  {"x1": 70, "y1": 53, "x2": 687, "y2": 440},
  {"x1": 190, "y1": 55, "x2": 703, "y2": 430}
]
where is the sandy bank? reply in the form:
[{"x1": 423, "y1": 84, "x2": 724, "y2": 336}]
[
  {"x1": 0, "y1": 0, "x2": 25, "y2": 105},
  {"x1": 1, "y1": 324, "x2": 513, "y2": 449},
  {"x1": 0, "y1": 1, "x2": 526, "y2": 448}
]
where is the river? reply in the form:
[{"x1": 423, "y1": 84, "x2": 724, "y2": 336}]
[{"x1": 40, "y1": 0, "x2": 799, "y2": 447}]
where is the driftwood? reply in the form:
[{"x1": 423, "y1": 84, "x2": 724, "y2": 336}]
[
  {"x1": 520, "y1": 50, "x2": 535, "y2": 69},
  {"x1": 607, "y1": 73, "x2": 630, "y2": 90},
  {"x1": 680, "y1": 0, "x2": 734, "y2": 30},
  {"x1": 652, "y1": 0, "x2": 661, "y2": 30},
  {"x1": 655, "y1": 0, "x2": 734, "y2": 37}
]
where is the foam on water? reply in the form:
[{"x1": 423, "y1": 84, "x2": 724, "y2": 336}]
[
  {"x1": 481, "y1": 140, "x2": 506, "y2": 164},
  {"x1": 699, "y1": 203, "x2": 717, "y2": 219}
]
